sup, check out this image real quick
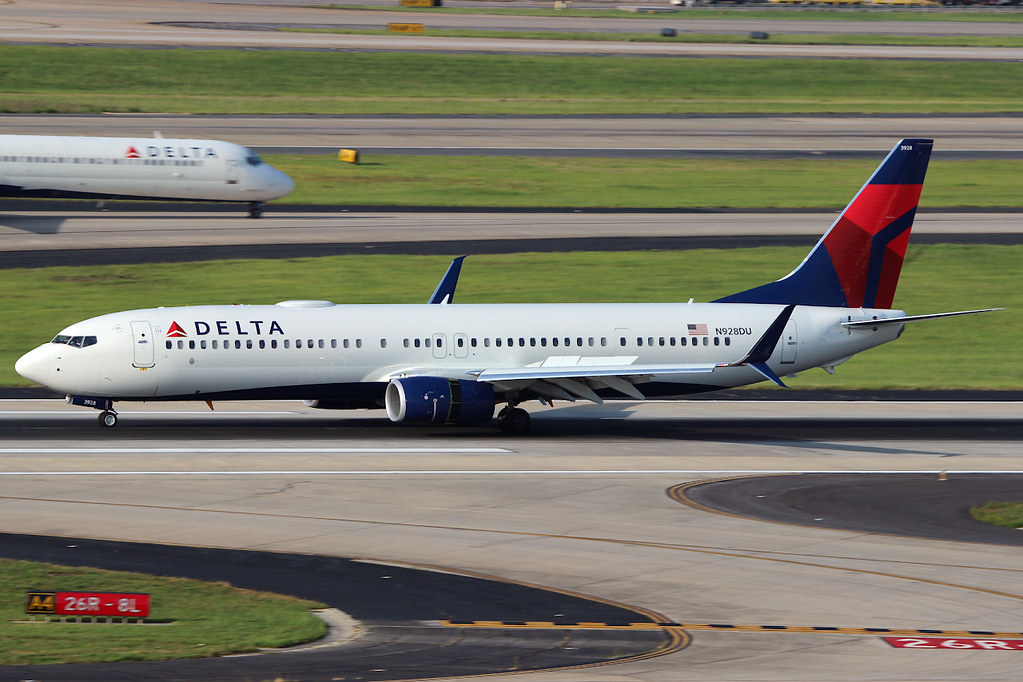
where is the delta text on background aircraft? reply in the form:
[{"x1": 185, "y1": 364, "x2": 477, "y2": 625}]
[
  {"x1": 0, "y1": 134, "x2": 294, "y2": 217},
  {"x1": 15, "y1": 139, "x2": 999, "y2": 433}
]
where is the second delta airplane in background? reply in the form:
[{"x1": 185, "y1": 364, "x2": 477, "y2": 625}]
[
  {"x1": 0, "y1": 134, "x2": 294, "y2": 217},
  {"x1": 16, "y1": 139, "x2": 998, "y2": 433}
]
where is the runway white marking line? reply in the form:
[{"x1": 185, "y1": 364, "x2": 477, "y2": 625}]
[
  {"x1": 0, "y1": 448, "x2": 512, "y2": 455},
  {"x1": 1, "y1": 470, "x2": 1022, "y2": 476}
]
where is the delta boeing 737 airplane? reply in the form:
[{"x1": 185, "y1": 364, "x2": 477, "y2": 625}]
[
  {"x1": 0, "y1": 134, "x2": 294, "y2": 217},
  {"x1": 15, "y1": 139, "x2": 997, "y2": 433}
]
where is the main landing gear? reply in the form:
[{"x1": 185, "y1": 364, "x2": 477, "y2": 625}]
[
  {"x1": 496, "y1": 406, "x2": 530, "y2": 435},
  {"x1": 98, "y1": 410, "x2": 118, "y2": 428}
]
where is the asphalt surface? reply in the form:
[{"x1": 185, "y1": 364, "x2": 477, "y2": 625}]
[
  {"x1": 7, "y1": 0, "x2": 1023, "y2": 60},
  {"x1": 682, "y1": 473, "x2": 1023, "y2": 546},
  {"x1": 0, "y1": 533, "x2": 669, "y2": 681}
]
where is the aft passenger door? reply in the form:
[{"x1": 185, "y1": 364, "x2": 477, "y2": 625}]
[
  {"x1": 780, "y1": 319, "x2": 798, "y2": 364},
  {"x1": 130, "y1": 320, "x2": 155, "y2": 368}
]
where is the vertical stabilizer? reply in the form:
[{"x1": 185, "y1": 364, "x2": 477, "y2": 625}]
[{"x1": 715, "y1": 139, "x2": 933, "y2": 308}]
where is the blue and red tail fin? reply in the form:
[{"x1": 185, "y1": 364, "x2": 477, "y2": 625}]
[{"x1": 715, "y1": 138, "x2": 933, "y2": 309}]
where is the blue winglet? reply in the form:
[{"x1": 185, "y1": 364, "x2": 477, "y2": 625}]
[
  {"x1": 721, "y1": 304, "x2": 796, "y2": 388},
  {"x1": 428, "y1": 256, "x2": 467, "y2": 305}
]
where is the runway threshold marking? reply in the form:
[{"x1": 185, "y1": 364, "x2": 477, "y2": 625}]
[{"x1": 440, "y1": 620, "x2": 1023, "y2": 638}]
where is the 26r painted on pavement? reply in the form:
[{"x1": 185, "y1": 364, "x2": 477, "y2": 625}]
[{"x1": 885, "y1": 637, "x2": 1023, "y2": 650}]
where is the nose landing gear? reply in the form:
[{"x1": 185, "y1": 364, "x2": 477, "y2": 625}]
[
  {"x1": 248, "y1": 201, "x2": 264, "y2": 219},
  {"x1": 98, "y1": 410, "x2": 118, "y2": 428}
]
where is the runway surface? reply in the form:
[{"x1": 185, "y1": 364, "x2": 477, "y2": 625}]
[
  {"x1": 1, "y1": 208, "x2": 1018, "y2": 268},
  {"x1": 4, "y1": 114, "x2": 1023, "y2": 156},
  {"x1": 4, "y1": 0, "x2": 1023, "y2": 59},
  {"x1": 1, "y1": 399, "x2": 1022, "y2": 680}
]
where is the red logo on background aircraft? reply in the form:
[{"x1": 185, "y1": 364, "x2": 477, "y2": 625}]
[
  {"x1": 166, "y1": 321, "x2": 187, "y2": 337},
  {"x1": 125, "y1": 146, "x2": 141, "y2": 159}
]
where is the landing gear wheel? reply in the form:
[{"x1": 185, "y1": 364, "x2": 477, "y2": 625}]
[
  {"x1": 98, "y1": 411, "x2": 118, "y2": 428},
  {"x1": 498, "y1": 407, "x2": 530, "y2": 435},
  {"x1": 248, "y1": 201, "x2": 264, "y2": 219}
]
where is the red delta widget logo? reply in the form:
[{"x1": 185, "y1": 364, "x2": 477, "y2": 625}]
[{"x1": 166, "y1": 320, "x2": 285, "y2": 337}]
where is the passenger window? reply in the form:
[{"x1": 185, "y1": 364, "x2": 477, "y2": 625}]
[
  {"x1": 636, "y1": 337, "x2": 643, "y2": 347},
  {"x1": 659, "y1": 337, "x2": 665, "y2": 346},
  {"x1": 703, "y1": 337, "x2": 709, "y2": 346},
  {"x1": 457, "y1": 337, "x2": 464, "y2": 348},
  {"x1": 296, "y1": 339, "x2": 303, "y2": 349},
  {"x1": 188, "y1": 340, "x2": 195, "y2": 350},
  {"x1": 284, "y1": 340, "x2": 290, "y2": 349},
  {"x1": 495, "y1": 338, "x2": 502, "y2": 347},
  {"x1": 235, "y1": 340, "x2": 241, "y2": 349},
  {"x1": 380, "y1": 339, "x2": 387, "y2": 348},
  {"x1": 213, "y1": 340, "x2": 219, "y2": 349},
  {"x1": 331, "y1": 339, "x2": 337, "y2": 349},
  {"x1": 620, "y1": 337, "x2": 626, "y2": 347},
  {"x1": 601, "y1": 337, "x2": 607, "y2": 347},
  {"x1": 423, "y1": 338, "x2": 429, "y2": 348},
  {"x1": 271, "y1": 340, "x2": 277, "y2": 349},
  {"x1": 414, "y1": 338, "x2": 421, "y2": 348},
  {"x1": 307, "y1": 339, "x2": 313, "y2": 348},
  {"x1": 681, "y1": 337, "x2": 687, "y2": 346},
  {"x1": 725, "y1": 337, "x2": 730, "y2": 346},
  {"x1": 259, "y1": 339, "x2": 265, "y2": 349},
  {"x1": 471, "y1": 338, "x2": 478, "y2": 348},
  {"x1": 540, "y1": 338, "x2": 546, "y2": 347},
  {"x1": 403, "y1": 339, "x2": 410, "y2": 348},
  {"x1": 319, "y1": 339, "x2": 325, "y2": 349},
  {"x1": 356, "y1": 339, "x2": 362, "y2": 348},
  {"x1": 530, "y1": 338, "x2": 536, "y2": 347},
  {"x1": 714, "y1": 337, "x2": 720, "y2": 346},
  {"x1": 166, "y1": 340, "x2": 172, "y2": 350},
  {"x1": 670, "y1": 337, "x2": 676, "y2": 346},
  {"x1": 177, "y1": 340, "x2": 184, "y2": 350},
  {"x1": 246, "y1": 339, "x2": 253, "y2": 349},
  {"x1": 200, "y1": 340, "x2": 207, "y2": 349},
  {"x1": 519, "y1": 338, "x2": 525, "y2": 347},
  {"x1": 344, "y1": 339, "x2": 350, "y2": 348},
  {"x1": 552, "y1": 338, "x2": 558, "y2": 347}
]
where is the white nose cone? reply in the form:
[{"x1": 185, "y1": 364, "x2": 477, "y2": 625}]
[
  {"x1": 15, "y1": 345, "x2": 51, "y2": 386},
  {"x1": 271, "y1": 168, "x2": 295, "y2": 199}
]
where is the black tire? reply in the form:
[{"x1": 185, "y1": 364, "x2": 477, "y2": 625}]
[
  {"x1": 248, "y1": 202, "x2": 264, "y2": 219},
  {"x1": 98, "y1": 411, "x2": 117, "y2": 428},
  {"x1": 499, "y1": 408, "x2": 530, "y2": 435}
]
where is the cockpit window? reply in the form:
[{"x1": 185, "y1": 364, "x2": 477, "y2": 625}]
[
  {"x1": 245, "y1": 152, "x2": 263, "y2": 166},
  {"x1": 52, "y1": 335, "x2": 96, "y2": 348}
]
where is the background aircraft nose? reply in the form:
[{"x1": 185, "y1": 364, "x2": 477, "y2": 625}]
[
  {"x1": 15, "y1": 345, "x2": 51, "y2": 385},
  {"x1": 272, "y1": 168, "x2": 295, "y2": 198}
]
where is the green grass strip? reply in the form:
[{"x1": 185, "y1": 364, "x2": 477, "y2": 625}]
[
  {"x1": 3, "y1": 246, "x2": 1017, "y2": 390},
  {"x1": 288, "y1": 26, "x2": 1023, "y2": 48},
  {"x1": 970, "y1": 501, "x2": 1023, "y2": 528},
  {"x1": 0, "y1": 558, "x2": 326, "y2": 664},
  {"x1": 268, "y1": 156, "x2": 1023, "y2": 209},
  {"x1": 2, "y1": 45, "x2": 1023, "y2": 114}
]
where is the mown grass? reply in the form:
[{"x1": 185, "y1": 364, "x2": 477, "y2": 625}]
[
  {"x1": 321, "y1": 4, "x2": 1023, "y2": 21},
  {"x1": 2, "y1": 45, "x2": 1023, "y2": 114},
  {"x1": 0, "y1": 558, "x2": 327, "y2": 664},
  {"x1": 289, "y1": 26, "x2": 1023, "y2": 48},
  {"x1": 2, "y1": 246, "x2": 1017, "y2": 390},
  {"x1": 970, "y1": 502, "x2": 1023, "y2": 528},
  {"x1": 268, "y1": 155, "x2": 1023, "y2": 208}
]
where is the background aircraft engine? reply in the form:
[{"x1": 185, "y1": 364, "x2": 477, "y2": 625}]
[{"x1": 385, "y1": 377, "x2": 495, "y2": 425}]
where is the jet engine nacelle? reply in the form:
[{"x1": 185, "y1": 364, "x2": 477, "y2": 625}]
[{"x1": 385, "y1": 377, "x2": 495, "y2": 425}]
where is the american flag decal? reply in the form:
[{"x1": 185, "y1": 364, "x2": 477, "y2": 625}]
[{"x1": 687, "y1": 323, "x2": 708, "y2": 336}]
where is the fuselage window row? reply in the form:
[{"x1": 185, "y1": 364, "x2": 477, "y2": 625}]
[{"x1": 165, "y1": 335, "x2": 729, "y2": 352}]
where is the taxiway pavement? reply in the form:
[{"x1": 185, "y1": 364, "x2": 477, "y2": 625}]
[{"x1": 1, "y1": 399, "x2": 1021, "y2": 680}]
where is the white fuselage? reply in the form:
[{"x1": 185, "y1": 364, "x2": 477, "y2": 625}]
[
  {"x1": 0, "y1": 135, "x2": 294, "y2": 202},
  {"x1": 15, "y1": 301, "x2": 906, "y2": 404}
]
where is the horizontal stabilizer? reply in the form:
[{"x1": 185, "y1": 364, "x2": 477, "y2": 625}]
[{"x1": 842, "y1": 308, "x2": 1002, "y2": 328}]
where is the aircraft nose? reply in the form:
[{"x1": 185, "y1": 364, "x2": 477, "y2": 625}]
[
  {"x1": 273, "y1": 169, "x2": 295, "y2": 197},
  {"x1": 15, "y1": 345, "x2": 51, "y2": 386}
]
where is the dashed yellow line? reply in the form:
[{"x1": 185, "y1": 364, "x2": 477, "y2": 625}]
[{"x1": 440, "y1": 620, "x2": 1023, "y2": 638}]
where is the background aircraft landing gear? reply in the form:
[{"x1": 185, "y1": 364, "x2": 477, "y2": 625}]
[
  {"x1": 497, "y1": 406, "x2": 530, "y2": 435},
  {"x1": 98, "y1": 410, "x2": 118, "y2": 427},
  {"x1": 248, "y1": 201, "x2": 264, "y2": 219}
]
